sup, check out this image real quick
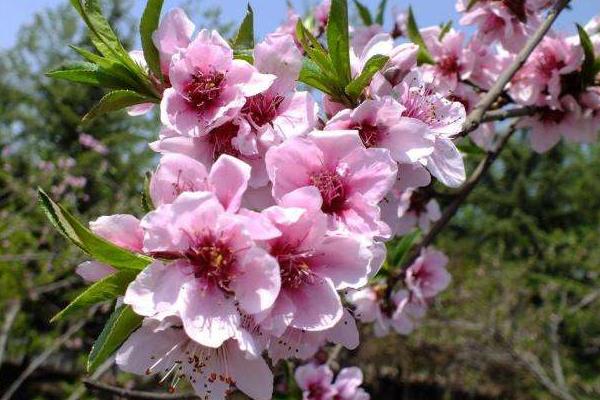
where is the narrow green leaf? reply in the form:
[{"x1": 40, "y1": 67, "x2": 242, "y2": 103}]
[
  {"x1": 389, "y1": 230, "x2": 421, "y2": 266},
  {"x1": 38, "y1": 188, "x2": 153, "y2": 270},
  {"x1": 375, "y1": 0, "x2": 388, "y2": 25},
  {"x1": 298, "y1": 59, "x2": 337, "y2": 97},
  {"x1": 327, "y1": 0, "x2": 352, "y2": 84},
  {"x1": 47, "y1": 62, "x2": 132, "y2": 89},
  {"x1": 577, "y1": 24, "x2": 596, "y2": 86},
  {"x1": 406, "y1": 7, "x2": 435, "y2": 65},
  {"x1": 231, "y1": 4, "x2": 255, "y2": 50},
  {"x1": 345, "y1": 54, "x2": 389, "y2": 100},
  {"x1": 140, "y1": 0, "x2": 164, "y2": 80},
  {"x1": 83, "y1": 90, "x2": 154, "y2": 122},
  {"x1": 70, "y1": 0, "x2": 125, "y2": 59},
  {"x1": 52, "y1": 270, "x2": 138, "y2": 322},
  {"x1": 353, "y1": 0, "x2": 373, "y2": 26},
  {"x1": 141, "y1": 171, "x2": 154, "y2": 213},
  {"x1": 87, "y1": 305, "x2": 143, "y2": 372},
  {"x1": 296, "y1": 20, "x2": 334, "y2": 76},
  {"x1": 439, "y1": 20, "x2": 453, "y2": 41}
]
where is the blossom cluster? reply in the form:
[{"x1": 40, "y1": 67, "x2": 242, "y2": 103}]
[{"x1": 48, "y1": 0, "x2": 600, "y2": 399}]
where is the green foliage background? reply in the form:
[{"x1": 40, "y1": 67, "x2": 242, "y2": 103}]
[{"x1": 0, "y1": 1, "x2": 598, "y2": 399}]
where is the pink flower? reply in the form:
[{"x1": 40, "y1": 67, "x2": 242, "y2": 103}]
[
  {"x1": 520, "y1": 96, "x2": 598, "y2": 153},
  {"x1": 313, "y1": 0, "x2": 331, "y2": 33},
  {"x1": 391, "y1": 6, "x2": 408, "y2": 37},
  {"x1": 150, "y1": 153, "x2": 250, "y2": 211},
  {"x1": 391, "y1": 71, "x2": 467, "y2": 187},
  {"x1": 161, "y1": 30, "x2": 275, "y2": 136},
  {"x1": 457, "y1": 0, "x2": 534, "y2": 53},
  {"x1": 295, "y1": 363, "x2": 370, "y2": 400},
  {"x1": 124, "y1": 192, "x2": 281, "y2": 348},
  {"x1": 76, "y1": 214, "x2": 143, "y2": 282},
  {"x1": 268, "y1": 309, "x2": 359, "y2": 363},
  {"x1": 510, "y1": 34, "x2": 583, "y2": 107},
  {"x1": 257, "y1": 187, "x2": 374, "y2": 333},
  {"x1": 150, "y1": 122, "x2": 270, "y2": 188},
  {"x1": 405, "y1": 248, "x2": 451, "y2": 300},
  {"x1": 265, "y1": 130, "x2": 397, "y2": 237},
  {"x1": 117, "y1": 317, "x2": 273, "y2": 400},
  {"x1": 351, "y1": 25, "x2": 384, "y2": 56},
  {"x1": 347, "y1": 285, "x2": 426, "y2": 336},
  {"x1": 420, "y1": 27, "x2": 474, "y2": 93},
  {"x1": 153, "y1": 8, "x2": 195, "y2": 75},
  {"x1": 395, "y1": 189, "x2": 442, "y2": 235},
  {"x1": 325, "y1": 98, "x2": 434, "y2": 164}
]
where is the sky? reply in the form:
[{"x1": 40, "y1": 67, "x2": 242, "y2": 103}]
[{"x1": 0, "y1": 0, "x2": 599, "y2": 50}]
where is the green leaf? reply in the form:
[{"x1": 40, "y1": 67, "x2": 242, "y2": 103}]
[
  {"x1": 439, "y1": 20, "x2": 453, "y2": 41},
  {"x1": 38, "y1": 188, "x2": 153, "y2": 270},
  {"x1": 406, "y1": 7, "x2": 435, "y2": 65},
  {"x1": 577, "y1": 24, "x2": 596, "y2": 87},
  {"x1": 327, "y1": 0, "x2": 352, "y2": 84},
  {"x1": 70, "y1": 0, "x2": 126, "y2": 59},
  {"x1": 140, "y1": 0, "x2": 164, "y2": 80},
  {"x1": 88, "y1": 305, "x2": 143, "y2": 372},
  {"x1": 233, "y1": 49, "x2": 254, "y2": 64},
  {"x1": 231, "y1": 4, "x2": 255, "y2": 51},
  {"x1": 353, "y1": 0, "x2": 373, "y2": 26},
  {"x1": 296, "y1": 20, "x2": 334, "y2": 76},
  {"x1": 141, "y1": 171, "x2": 154, "y2": 213},
  {"x1": 345, "y1": 54, "x2": 389, "y2": 100},
  {"x1": 47, "y1": 61, "x2": 132, "y2": 89},
  {"x1": 388, "y1": 230, "x2": 421, "y2": 267},
  {"x1": 83, "y1": 90, "x2": 155, "y2": 122},
  {"x1": 375, "y1": 0, "x2": 388, "y2": 25},
  {"x1": 298, "y1": 59, "x2": 337, "y2": 97},
  {"x1": 51, "y1": 270, "x2": 138, "y2": 322}
]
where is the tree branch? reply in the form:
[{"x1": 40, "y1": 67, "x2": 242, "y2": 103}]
[
  {"x1": 481, "y1": 106, "x2": 539, "y2": 123},
  {"x1": 456, "y1": 0, "x2": 570, "y2": 138},
  {"x1": 0, "y1": 299, "x2": 21, "y2": 367},
  {"x1": 82, "y1": 379, "x2": 198, "y2": 399}
]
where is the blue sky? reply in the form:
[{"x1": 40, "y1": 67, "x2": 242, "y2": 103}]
[{"x1": 1, "y1": 0, "x2": 598, "y2": 50}]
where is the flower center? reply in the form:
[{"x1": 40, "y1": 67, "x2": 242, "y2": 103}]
[
  {"x1": 185, "y1": 237, "x2": 236, "y2": 293},
  {"x1": 242, "y1": 93, "x2": 285, "y2": 127},
  {"x1": 308, "y1": 383, "x2": 329, "y2": 400},
  {"x1": 355, "y1": 123, "x2": 381, "y2": 148},
  {"x1": 402, "y1": 88, "x2": 437, "y2": 127},
  {"x1": 208, "y1": 121, "x2": 241, "y2": 160},
  {"x1": 309, "y1": 169, "x2": 347, "y2": 214},
  {"x1": 184, "y1": 70, "x2": 225, "y2": 111},
  {"x1": 437, "y1": 55, "x2": 460, "y2": 76},
  {"x1": 538, "y1": 107, "x2": 566, "y2": 125},
  {"x1": 536, "y1": 50, "x2": 566, "y2": 79}
]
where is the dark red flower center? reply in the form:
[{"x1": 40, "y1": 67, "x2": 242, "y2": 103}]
[
  {"x1": 536, "y1": 51, "x2": 566, "y2": 79},
  {"x1": 438, "y1": 55, "x2": 460, "y2": 76},
  {"x1": 310, "y1": 169, "x2": 347, "y2": 214},
  {"x1": 407, "y1": 190, "x2": 430, "y2": 215},
  {"x1": 185, "y1": 237, "x2": 236, "y2": 293},
  {"x1": 242, "y1": 93, "x2": 285, "y2": 127},
  {"x1": 184, "y1": 70, "x2": 226, "y2": 111},
  {"x1": 208, "y1": 121, "x2": 241, "y2": 160},
  {"x1": 355, "y1": 123, "x2": 381, "y2": 148},
  {"x1": 538, "y1": 107, "x2": 567, "y2": 125}
]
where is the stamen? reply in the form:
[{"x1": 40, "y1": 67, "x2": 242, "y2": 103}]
[{"x1": 309, "y1": 169, "x2": 347, "y2": 214}]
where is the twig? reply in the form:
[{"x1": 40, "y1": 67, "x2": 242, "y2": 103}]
[
  {"x1": 0, "y1": 299, "x2": 21, "y2": 366},
  {"x1": 481, "y1": 106, "x2": 539, "y2": 123},
  {"x1": 67, "y1": 355, "x2": 115, "y2": 400},
  {"x1": 326, "y1": 343, "x2": 344, "y2": 367},
  {"x1": 82, "y1": 379, "x2": 198, "y2": 399},
  {"x1": 457, "y1": 0, "x2": 570, "y2": 138},
  {"x1": 549, "y1": 315, "x2": 568, "y2": 394},
  {"x1": 1, "y1": 318, "x2": 89, "y2": 400},
  {"x1": 387, "y1": 121, "x2": 520, "y2": 288}
]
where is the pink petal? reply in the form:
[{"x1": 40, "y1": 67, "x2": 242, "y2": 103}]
[
  {"x1": 89, "y1": 214, "x2": 143, "y2": 252},
  {"x1": 208, "y1": 154, "x2": 251, "y2": 212},
  {"x1": 150, "y1": 154, "x2": 208, "y2": 207},
  {"x1": 287, "y1": 276, "x2": 343, "y2": 331},
  {"x1": 76, "y1": 261, "x2": 116, "y2": 283}
]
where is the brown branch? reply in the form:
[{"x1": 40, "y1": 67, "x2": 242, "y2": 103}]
[
  {"x1": 66, "y1": 355, "x2": 115, "y2": 400},
  {"x1": 456, "y1": 0, "x2": 570, "y2": 138},
  {"x1": 0, "y1": 299, "x2": 21, "y2": 367},
  {"x1": 82, "y1": 379, "x2": 198, "y2": 399},
  {"x1": 481, "y1": 106, "x2": 539, "y2": 123},
  {"x1": 387, "y1": 121, "x2": 520, "y2": 289}
]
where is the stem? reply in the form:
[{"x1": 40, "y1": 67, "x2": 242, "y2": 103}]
[{"x1": 457, "y1": 0, "x2": 570, "y2": 138}]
